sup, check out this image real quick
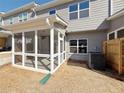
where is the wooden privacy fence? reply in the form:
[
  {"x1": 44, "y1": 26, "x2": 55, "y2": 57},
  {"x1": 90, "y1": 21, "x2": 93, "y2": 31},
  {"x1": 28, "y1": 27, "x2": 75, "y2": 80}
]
[{"x1": 103, "y1": 38, "x2": 124, "y2": 74}]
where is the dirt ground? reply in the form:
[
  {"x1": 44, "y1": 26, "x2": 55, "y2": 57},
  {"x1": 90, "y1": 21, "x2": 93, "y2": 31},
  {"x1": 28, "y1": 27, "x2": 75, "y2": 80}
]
[{"x1": 0, "y1": 61, "x2": 124, "y2": 93}]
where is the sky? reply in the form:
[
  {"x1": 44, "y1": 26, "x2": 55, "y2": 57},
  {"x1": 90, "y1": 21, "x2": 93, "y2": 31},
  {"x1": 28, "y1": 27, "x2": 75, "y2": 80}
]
[{"x1": 0, "y1": 0, "x2": 52, "y2": 12}]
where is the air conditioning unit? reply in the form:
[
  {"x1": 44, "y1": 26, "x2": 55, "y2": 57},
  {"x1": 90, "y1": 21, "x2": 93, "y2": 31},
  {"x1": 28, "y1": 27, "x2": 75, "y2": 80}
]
[{"x1": 88, "y1": 52, "x2": 106, "y2": 70}]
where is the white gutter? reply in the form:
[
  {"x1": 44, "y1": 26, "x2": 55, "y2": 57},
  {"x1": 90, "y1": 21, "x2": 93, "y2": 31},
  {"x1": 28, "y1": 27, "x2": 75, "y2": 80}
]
[
  {"x1": 35, "y1": 0, "x2": 73, "y2": 11},
  {"x1": 1, "y1": 2, "x2": 39, "y2": 17}
]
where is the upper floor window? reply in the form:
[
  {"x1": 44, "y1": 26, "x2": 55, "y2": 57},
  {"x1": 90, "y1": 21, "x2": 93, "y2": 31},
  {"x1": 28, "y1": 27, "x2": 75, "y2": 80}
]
[
  {"x1": 49, "y1": 9, "x2": 56, "y2": 15},
  {"x1": 18, "y1": 12, "x2": 28, "y2": 22},
  {"x1": 23, "y1": 12, "x2": 28, "y2": 21},
  {"x1": 9, "y1": 17, "x2": 13, "y2": 24},
  {"x1": 69, "y1": 4, "x2": 78, "y2": 20},
  {"x1": 69, "y1": 0, "x2": 89, "y2": 20},
  {"x1": 0, "y1": 17, "x2": 2, "y2": 25}
]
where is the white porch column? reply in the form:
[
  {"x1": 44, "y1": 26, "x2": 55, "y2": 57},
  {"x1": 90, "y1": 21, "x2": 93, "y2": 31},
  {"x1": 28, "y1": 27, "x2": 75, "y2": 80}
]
[
  {"x1": 62, "y1": 35, "x2": 64, "y2": 61},
  {"x1": 35, "y1": 30, "x2": 38, "y2": 69},
  {"x1": 115, "y1": 31, "x2": 117, "y2": 39},
  {"x1": 50, "y1": 28, "x2": 54, "y2": 73},
  {"x1": 12, "y1": 33, "x2": 14, "y2": 65},
  {"x1": 58, "y1": 32, "x2": 60, "y2": 66},
  {"x1": 22, "y1": 32, "x2": 25, "y2": 67}
]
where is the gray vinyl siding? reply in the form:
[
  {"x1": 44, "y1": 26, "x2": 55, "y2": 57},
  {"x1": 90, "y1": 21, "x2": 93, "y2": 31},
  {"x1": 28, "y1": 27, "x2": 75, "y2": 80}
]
[
  {"x1": 109, "y1": 15, "x2": 124, "y2": 32},
  {"x1": 37, "y1": 0, "x2": 109, "y2": 32},
  {"x1": 3, "y1": 10, "x2": 35, "y2": 25},
  {"x1": 66, "y1": 31, "x2": 107, "y2": 61},
  {"x1": 112, "y1": 0, "x2": 124, "y2": 14}
]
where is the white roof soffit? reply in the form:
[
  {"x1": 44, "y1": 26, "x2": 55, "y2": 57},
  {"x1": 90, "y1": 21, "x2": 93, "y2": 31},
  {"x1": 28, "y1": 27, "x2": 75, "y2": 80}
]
[
  {"x1": 0, "y1": 31, "x2": 12, "y2": 37},
  {"x1": 0, "y1": 15, "x2": 67, "y2": 30},
  {"x1": 35, "y1": 0, "x2": 73, "y2": 11},
  {"x1": 47, "y1": 15, "x2": 68, "y2": 27},
  {"x1": 1, "y1": 2, "x2": 38, "y2": 17},
  {"x1": 107, "y1": 9, "x2": 124, "y2": 21}
]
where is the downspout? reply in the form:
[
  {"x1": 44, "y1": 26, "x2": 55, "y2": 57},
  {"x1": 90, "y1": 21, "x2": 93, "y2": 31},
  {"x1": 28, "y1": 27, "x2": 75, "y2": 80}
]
[
  {"x1": 108, "y1": 0, "x2": 111, "y2": 17},
  {"x1": 109, "y1": 0, "x2": 113, "y2": 16}
]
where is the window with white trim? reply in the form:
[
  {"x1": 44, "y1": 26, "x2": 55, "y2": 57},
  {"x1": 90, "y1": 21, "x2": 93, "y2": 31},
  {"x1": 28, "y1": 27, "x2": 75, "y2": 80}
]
[
  {"x1": 0, "y1": 17, "x2": 2, "y2": 25},
  {"x1": 69, "y1": 39, "x2": 88, "y2": 53},
  {"x1": 18, "y1": 12, "x2": 28, "y2": 22},
  {"x1": 69, "y1": 0, "x2": 89, "y2": 20},
  {"x1": 9, "y1": 17, "x2": 13, "y2": 24},
  {"x1": 108, "y1": 32, "x2": 115, "y2": 40},
  {"x1": 49, "y1": 9, "x2": 56, "y2": 15},
  {"x1": 117, "y1": 29, "x2": 124, "y2": 38}
]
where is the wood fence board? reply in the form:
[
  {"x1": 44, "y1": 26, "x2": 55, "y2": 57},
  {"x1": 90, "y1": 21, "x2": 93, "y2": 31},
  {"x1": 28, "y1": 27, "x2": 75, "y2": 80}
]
[{"x1": 103, "y1": 38, "x2": 124, "y2": 74}]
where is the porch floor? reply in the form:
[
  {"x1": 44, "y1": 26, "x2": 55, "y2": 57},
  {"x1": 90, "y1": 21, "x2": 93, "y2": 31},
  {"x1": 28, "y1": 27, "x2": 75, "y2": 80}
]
[{"x1": 0, "y1": 61, "x2": 124, "y2": 93}]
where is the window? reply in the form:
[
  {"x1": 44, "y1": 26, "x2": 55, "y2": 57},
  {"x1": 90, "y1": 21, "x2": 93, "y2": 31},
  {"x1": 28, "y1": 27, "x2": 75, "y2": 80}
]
[
  {"x1": 19, "y1": 14, "x2": 23, "y2": 22},
  {"x1": 49, "y1": 9, "x2": 56, "y2": 15},
  {"x1": 109, "y1": 32, "x2": 115, "y2": 40},
  {"x1": 69, "y1": 0, "x2": 89, "y2": 20},
  {"x1": 18, "y1": 12, "x2": 28, "y2": 22},
  {"x1": 69, "y1": 39, "x2": 88, "y2": 53},
  {"x1": 0, "y1": 17, "x2": 2, "y2": 25},
  {"x1": 9, "y1": 17, "x2": 13, "y2": 24},
  {"x1": 23, "y1": 12, "x2": 28, "y2": 21},
  {"x1": 69, "y1": 4, "x2": 78, "y2": 20},
  {"x1": 117, "y1": 29, "x2": 124, "y2": 38}
]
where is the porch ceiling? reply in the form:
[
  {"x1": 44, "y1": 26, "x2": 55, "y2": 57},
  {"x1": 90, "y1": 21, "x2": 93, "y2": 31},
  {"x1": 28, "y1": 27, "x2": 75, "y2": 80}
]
[{"x1": 0, "y1": 15, "x2": 68, "y2": 31}]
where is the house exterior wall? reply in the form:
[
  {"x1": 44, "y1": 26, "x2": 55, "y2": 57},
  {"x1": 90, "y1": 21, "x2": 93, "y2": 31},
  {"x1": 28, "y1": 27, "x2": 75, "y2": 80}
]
[
  {"x1": 36, "y1": 0, "x2": 109, "y2": 32},
  {"x1": 3, "y1": 10, "x2": 35, "y2": 25},
  {"x1": 112, "y1": 0, "x2": 124, "y2": 14},
  {"x1": 65, "y1": 31, "x2": 107, "y2": 61},
  {"x1": 1, "y1": 0, "x2": 110, "y2": 62},
  {"x1": 109, "y1": 15, "x2": 124, "y2": 32},
  {"x1": 0, "y1": 52, "x2": 12, "y2": 66}
]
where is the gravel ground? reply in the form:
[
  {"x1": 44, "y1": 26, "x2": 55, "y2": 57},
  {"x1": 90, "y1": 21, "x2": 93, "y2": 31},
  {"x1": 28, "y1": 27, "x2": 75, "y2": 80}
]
[{"x1": 0, "y1": 61, "x2": 124, "y2": 93}]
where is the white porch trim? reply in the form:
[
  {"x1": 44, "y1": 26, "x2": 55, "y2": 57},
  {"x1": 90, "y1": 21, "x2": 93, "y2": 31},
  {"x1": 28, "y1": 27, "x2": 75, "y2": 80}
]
[{"x1": 50, "y1": 28, "x2": 54, "y2": 73}]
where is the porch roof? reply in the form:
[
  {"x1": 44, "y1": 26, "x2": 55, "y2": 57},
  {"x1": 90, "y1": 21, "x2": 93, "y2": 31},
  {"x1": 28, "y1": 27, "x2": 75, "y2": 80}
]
[
  {"x1": 0, "y1": 15, "x2": 68, "y2": 31},
  {"x1": 0, "y1": 30, "x2": 12, "y2": 37},
  {"x1": 107, "y1": 9, "x2": 124, "y2": 20}
]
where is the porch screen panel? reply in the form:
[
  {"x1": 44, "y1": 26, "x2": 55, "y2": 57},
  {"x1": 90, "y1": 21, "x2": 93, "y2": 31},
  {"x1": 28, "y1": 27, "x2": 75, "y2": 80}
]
[
  {"x1": 37, "y1": 57, "x2": 51, "y2": 71},
  {"x1": 14, "y1": 33, "x2": 22, "y2": 52},
  {"x1": 54, "y1": 30, "x2": 58, "y2": 54},
  {"x1": 38, "y1": 30, "x2": 50, "y2": 54},
  {"x1": 25, "y1": 31, "x2": 35, "y2": 53},
  {"x1": 25, "y1": 56, "x2": 35, "y2": 68},
  {"x1": 15, "y1": 55, "x2": 22, "y2": 65}
]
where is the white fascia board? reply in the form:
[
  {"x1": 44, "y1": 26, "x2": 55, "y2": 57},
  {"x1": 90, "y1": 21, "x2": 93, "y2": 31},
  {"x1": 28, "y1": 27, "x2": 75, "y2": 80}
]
[
  {"x1": 107, "y1": 9, "x2": 124, "y2": 20},
  {"x1": 1, "y1": 2, "x2": 39, "y2": 17},
  {"x1": 35, "y1": 0, "x2": 73, "y2": 11}
]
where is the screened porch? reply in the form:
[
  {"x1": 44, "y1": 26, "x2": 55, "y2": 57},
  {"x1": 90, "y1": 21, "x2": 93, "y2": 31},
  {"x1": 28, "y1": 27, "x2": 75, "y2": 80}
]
[
  {"x1": 9, "y1": 15, "x2": 67, "y2": 74},
  {"x1": 13, "y1": 29, "x2": 66, "y2": 73}
]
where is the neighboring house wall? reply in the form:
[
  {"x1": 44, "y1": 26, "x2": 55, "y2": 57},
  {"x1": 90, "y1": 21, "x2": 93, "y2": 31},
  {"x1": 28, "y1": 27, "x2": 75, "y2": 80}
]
[
  {"x1": 3, "y1": 10, "x2": 35, "y2": 25},
  {"x1": 36, "y1": 0, "x2": 109, "y2": 32},
  {"x1": 66, "y1": 31, "x2": 107, "y2": 61},
  {"x1": 110, "y1": 16, "x2": 124, "y2": 32},
  {"x1": 112, "y1": 0, "x2": 124, "y2": 14},
  {"x1": 0, "y1": 52, "x2": 12, "y2": 66}
]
